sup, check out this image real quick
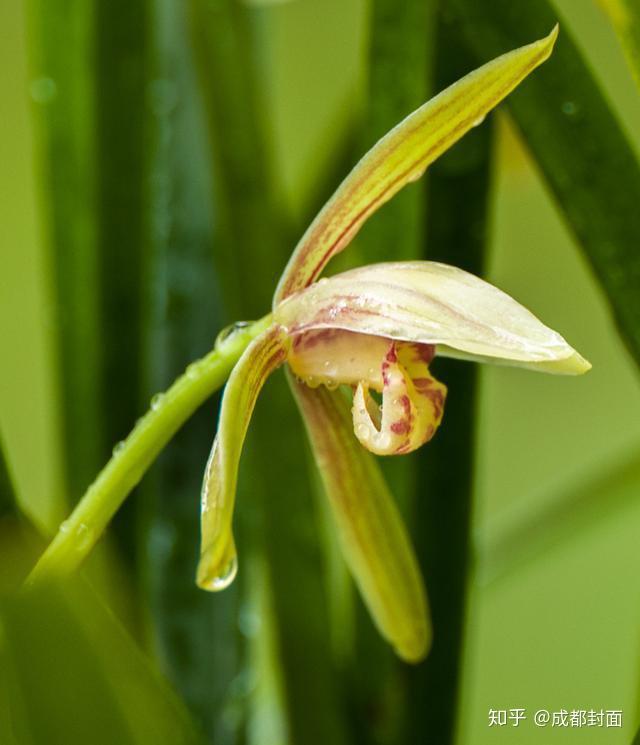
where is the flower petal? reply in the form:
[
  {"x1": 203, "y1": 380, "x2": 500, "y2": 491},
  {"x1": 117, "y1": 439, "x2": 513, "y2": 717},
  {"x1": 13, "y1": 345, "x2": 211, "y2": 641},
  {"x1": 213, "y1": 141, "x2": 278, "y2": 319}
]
[
  {"x1": 197, "y1": 324, "x2": 289, "y2": 591},
  {"x1": 353, "y1": 343, "x2": 447, "y2": 456},
  {"x1": 275, "y1": 261, "x2": 590, "y2": 374},
  {"x1": 273, "y1": 27, "x2": 558, "y2": 305},
  {"x1": 289, "y1": 375, "x2": 431, "y2": 663}
]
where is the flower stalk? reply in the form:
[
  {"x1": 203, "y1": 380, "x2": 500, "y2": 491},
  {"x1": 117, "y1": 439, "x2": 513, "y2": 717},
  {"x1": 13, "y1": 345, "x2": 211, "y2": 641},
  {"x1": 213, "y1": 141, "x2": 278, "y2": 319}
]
[{"x1": 27, "y1": 316, "x2": 272, "y2": 586}]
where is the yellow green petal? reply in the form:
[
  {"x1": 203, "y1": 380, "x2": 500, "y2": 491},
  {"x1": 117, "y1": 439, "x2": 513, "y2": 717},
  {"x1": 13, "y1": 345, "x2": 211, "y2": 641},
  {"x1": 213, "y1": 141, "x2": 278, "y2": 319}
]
[
  {"x1": 275, "y1": 261, "x2": 590, "y2": 374},
  {"x1": 273, "y1": 26, "x2": 558, "y2": 305},
  {"x1": 289, "y1": 376, "x2": 431, "y2": 663},
  {"x1": 197, "y1": 324, "x2": 289, "y2": 591}
]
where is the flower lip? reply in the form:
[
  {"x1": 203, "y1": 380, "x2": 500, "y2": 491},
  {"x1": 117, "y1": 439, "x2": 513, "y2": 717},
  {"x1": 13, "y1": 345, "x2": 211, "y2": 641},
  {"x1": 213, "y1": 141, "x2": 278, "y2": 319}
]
[{"x1": 275, "y1": 261, "x2": 591, "y2": 374}]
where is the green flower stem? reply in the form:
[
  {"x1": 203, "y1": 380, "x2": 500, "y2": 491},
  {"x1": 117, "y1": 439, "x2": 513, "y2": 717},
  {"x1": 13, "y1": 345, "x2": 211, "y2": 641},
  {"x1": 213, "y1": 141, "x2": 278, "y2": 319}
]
[{"x1": 27, "y1": 315, "x2": 272, "y2": 586}]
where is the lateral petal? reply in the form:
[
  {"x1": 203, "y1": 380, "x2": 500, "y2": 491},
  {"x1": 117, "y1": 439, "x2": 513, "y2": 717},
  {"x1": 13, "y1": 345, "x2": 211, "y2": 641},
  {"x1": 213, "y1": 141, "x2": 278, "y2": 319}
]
[
  {"x1": 289, "y1": 376, "x2": 431, "y2": 663},
  {"x1": 197, "y1": 324, "x2": 289, "y2": 591},
  {"x1": 273, "y1": 27, "x2": 558, "y2": 304},
  {"x1": 275, "y1": 261, "x2": 590, "y2": 374}
]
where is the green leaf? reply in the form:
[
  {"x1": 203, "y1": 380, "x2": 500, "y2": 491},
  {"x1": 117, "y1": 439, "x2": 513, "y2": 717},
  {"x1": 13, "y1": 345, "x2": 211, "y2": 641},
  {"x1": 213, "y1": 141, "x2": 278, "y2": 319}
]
[
  {"x1": 140, "y1": 0, "x2": 243, "y2": 738},
  {"x1": 448, "y1": 0, "x2": 640, "y2": 368},
  {"x1": 1, "y1": 579, "x2": 205, "y2": 745},
  {"x1": 599, "y1": 0, "x2": 640, "y2": 90},
  {"x1": 406, "y1": 12, "x2": 495, "y2": 745},
  {"x1": 190, "y1": 3, "x2": 350, "y2": 744},
  {"x1": 27, "y1": 1, "x2": 103, "y2": 504}
]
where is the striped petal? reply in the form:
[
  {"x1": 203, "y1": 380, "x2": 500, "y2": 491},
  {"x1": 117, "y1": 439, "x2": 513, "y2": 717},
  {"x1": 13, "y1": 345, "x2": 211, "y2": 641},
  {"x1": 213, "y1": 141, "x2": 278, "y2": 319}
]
[
  {"x1": 275, "y1": 261, "x2": 591, "y2": 374},
  {"x1": 273, "y1": 27, "x2": 558, "y2": 305},
  {"x1": 197, "y1": 324, "x2": 289, "y2": 591},
  {"x1": 289, "y1": 376, "x2": 431, "y2": 663}
]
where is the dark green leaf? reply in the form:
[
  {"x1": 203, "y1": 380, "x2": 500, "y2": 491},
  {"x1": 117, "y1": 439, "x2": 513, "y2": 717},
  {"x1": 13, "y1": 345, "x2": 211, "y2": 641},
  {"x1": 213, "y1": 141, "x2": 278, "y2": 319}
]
[{"x1": 407, "y1": 11, "x2": 495, "y2": 745}]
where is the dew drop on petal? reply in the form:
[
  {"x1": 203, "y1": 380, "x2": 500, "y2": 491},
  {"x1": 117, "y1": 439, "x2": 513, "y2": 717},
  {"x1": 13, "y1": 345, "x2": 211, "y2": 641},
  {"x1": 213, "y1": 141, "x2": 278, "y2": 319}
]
[
  {"x1": 203, "y1": 554, "x2": 238, "y2": 591},
  {"x1": 112, "y1": 441, "x2": 125, "y2": 456},
  {"x1": 472, "y1": 114, "x2": 486, "y2": 127}
]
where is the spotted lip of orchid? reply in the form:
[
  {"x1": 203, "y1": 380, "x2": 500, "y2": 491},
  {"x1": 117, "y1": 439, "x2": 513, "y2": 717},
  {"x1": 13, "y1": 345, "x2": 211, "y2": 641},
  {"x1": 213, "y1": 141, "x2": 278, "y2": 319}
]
[{"x1": 197, "y1": 26, "x2": 590, "y2": 664}]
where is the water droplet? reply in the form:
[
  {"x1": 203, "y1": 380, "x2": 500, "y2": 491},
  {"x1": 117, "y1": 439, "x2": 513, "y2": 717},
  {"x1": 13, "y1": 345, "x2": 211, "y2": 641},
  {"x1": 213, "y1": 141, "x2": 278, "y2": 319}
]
[
  {"x1": 75, "y1": 523, "x2": 93, "y2": 551},
  {"x1": 150, "y1": 393, "x2": 164, "y2": 410},
  {"x1": 215, "y1": 321, "x2": 251, "y2": 349},
  {"x1": 356, "y1": 423, "x2": 370, "y2": 441},
  {"x1": 379, "y1": 433, "x2": 391, "y2": 449},
  {"x1": 112, "y1": 441, "x2": 125, "y2": 456},
  {"x1": 325, "y1": 380, "x2": 339, "y2": 391},
  {"x1": 471, "y1": 114, "x2": 486, "y2": 127},
  {"x1": 204, "y1": 555, "x2": 238, "y2": 591},
  {"x1": 30, "y1": 77, "x2": 57, "y2": 104},
  {"x1": 407, "y1": 168, "x2": 426, "y2": 184},
  {"x1": 306, "y1": 375, "x2": 317, "y2": 388},
  {"x1": 60, "y1": 520, "x2": 71, "y2": 534},
  {"x1": 323, "y1": 360, "x2": 331, "y2": 368},
  {"x1": 317, "y1": 278, "x2": 329, "y2": 286},
  {"x1": 561, "y1": 101, "x2": 578, "y2": 116},
  {"x1": 186, "y1": 362, "x2": 200, "y2": 379}
]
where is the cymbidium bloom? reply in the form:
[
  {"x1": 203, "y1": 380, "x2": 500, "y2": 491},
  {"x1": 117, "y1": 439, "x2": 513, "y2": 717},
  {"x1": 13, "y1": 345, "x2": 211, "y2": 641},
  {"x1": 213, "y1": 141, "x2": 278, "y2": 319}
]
[{"x1": 197, "y1": 26, "x2": 590, "y2": 662}]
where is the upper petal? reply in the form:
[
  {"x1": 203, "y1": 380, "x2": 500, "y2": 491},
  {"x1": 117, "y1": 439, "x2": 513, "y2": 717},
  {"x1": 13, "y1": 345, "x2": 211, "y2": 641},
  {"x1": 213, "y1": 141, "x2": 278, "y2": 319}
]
[
  {"x1": 273, "y1": 27, "x2": 558, "y2": 305},
  {"x1": 197, "y1": 324, "x2": 289, "y2": 591},
  {"x1": 275, "y1": 261, "x2": 590, "y2": 374}
]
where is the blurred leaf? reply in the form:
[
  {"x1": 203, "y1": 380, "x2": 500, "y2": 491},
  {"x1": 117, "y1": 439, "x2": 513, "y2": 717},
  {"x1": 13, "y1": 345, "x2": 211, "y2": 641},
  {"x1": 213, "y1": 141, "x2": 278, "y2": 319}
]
[
  {"x1": 598, "y1": 0, "x2": 640, "y2": 89},
  {"x1": 348, "y1": 2, "x2": 436, "y2": 743},
  {"x1": 188, "y1": 3, "x2": 349, "y2": 744},
  {"x1": 0, "y1": 436, "x2": 18, "y2": 520},
  {"x1": 140, "y1": 0, "x2": 240, "y2": 740},
  {"x1": 94, "y1": 0, "x2": 149, "y2": 565},
  {"x1": 1, "y1": 579, "x2": 204, "y2": 745},
  {"x1": 406, "y1": 10, "x2": 495, "y2": 745},
  {"x1": 448, "y1": 0, "x2": 640, "y2": 368},
  {"x1": 27, "y1": 1, "x2": 103, "y2": 504},
  {"x1": 477, "y1": 444, "x2": 640, "y2": 586}
]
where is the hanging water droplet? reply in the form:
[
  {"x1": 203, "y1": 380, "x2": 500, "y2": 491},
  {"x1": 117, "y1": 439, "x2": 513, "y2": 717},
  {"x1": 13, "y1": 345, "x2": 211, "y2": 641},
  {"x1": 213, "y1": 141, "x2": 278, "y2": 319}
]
[
  {"x1": 356, "y1": 423, "x2": 371, "y2": 441},
  {"x1": 203, "y1": 554, "x2": 238, "y2": 591},
  {"x1": 471, "y1": 114, "x2": 486, "y2": 127},
  {"x1": 325, "y1": 380, "x2": 339, "y2": 391},
  {"x1": 317, "y1": 277, "x2": 329, "y2": 286},
  {"x1": 150, "y1": 393, "x2": 164, "y2": 410},
  {"x1": 60, "y1": 520, "x2": 71, "y2": 534},
  {"x1": 30, "y1": 77, "x2": 57, "y2": 104},
  {"x1": 186, "y1": 362, "x2": 200, "y2": 379},
  {"x1": 112, "y1": 441, "x2": 125, "y2": 456},
  {"x1": 379, "y1": 433, "x2": 391, "y2": 449},
  {"x1": 215, "y1": 321, "x2": 252, "y2": 349}
]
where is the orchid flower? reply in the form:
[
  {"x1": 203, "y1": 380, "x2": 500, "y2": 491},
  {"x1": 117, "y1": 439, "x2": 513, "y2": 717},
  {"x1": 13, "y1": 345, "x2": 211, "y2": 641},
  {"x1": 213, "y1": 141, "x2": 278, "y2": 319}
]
[{"x1": 197, "y1": 26, "x2": 590, "y2": 663}]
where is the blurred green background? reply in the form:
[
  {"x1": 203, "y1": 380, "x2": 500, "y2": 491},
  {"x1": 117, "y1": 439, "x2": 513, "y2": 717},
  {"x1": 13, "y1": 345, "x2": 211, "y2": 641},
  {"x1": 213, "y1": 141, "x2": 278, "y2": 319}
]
[{"x1": 1, "y1": 1, "x2": 640, "y2": 744}]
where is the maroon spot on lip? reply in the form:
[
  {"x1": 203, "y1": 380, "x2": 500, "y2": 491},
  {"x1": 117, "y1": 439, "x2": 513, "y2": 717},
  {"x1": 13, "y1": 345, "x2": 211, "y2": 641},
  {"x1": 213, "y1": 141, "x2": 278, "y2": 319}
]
[
  {"x1": 399, "y1": 394, "x2": 411, "y2": 414},
  {"x1": 412, "y1": 343, "x2": 436, "y2": 364},
  {"x1": 391, "y1": 420, "x2": 410, "y2": 435}
]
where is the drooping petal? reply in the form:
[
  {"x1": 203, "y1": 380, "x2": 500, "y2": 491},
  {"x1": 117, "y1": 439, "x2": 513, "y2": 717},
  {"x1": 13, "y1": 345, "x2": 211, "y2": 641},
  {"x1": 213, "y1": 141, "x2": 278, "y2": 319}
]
[
  {"x1": 197, "y1": 324, "x2": 289, "y2": 591},
  {"x1": 352, "y1": 343, "x2": 447, "y2": 456},
  {"x1": 289, "y1": 375, "x2": 431, "y2": 663},
  {"x1": 273, "y1": 27, "x2": 558, "y2": 305},
  {"x1": 275, "y1": 261, "x2": 590, "y2": 374}
]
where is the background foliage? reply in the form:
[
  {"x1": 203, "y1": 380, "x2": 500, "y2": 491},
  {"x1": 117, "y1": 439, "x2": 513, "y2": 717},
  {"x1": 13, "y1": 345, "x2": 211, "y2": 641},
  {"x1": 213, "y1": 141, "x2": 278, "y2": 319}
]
[{"x1": 1, "y1": 1, "x2": 640, "y2": 744}]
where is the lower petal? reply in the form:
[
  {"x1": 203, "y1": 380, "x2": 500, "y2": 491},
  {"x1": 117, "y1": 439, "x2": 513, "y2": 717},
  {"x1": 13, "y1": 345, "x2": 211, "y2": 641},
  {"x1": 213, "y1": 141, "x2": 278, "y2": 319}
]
[{"x1": 289, "y1": 374, "x2": 431, "y2": 663}]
